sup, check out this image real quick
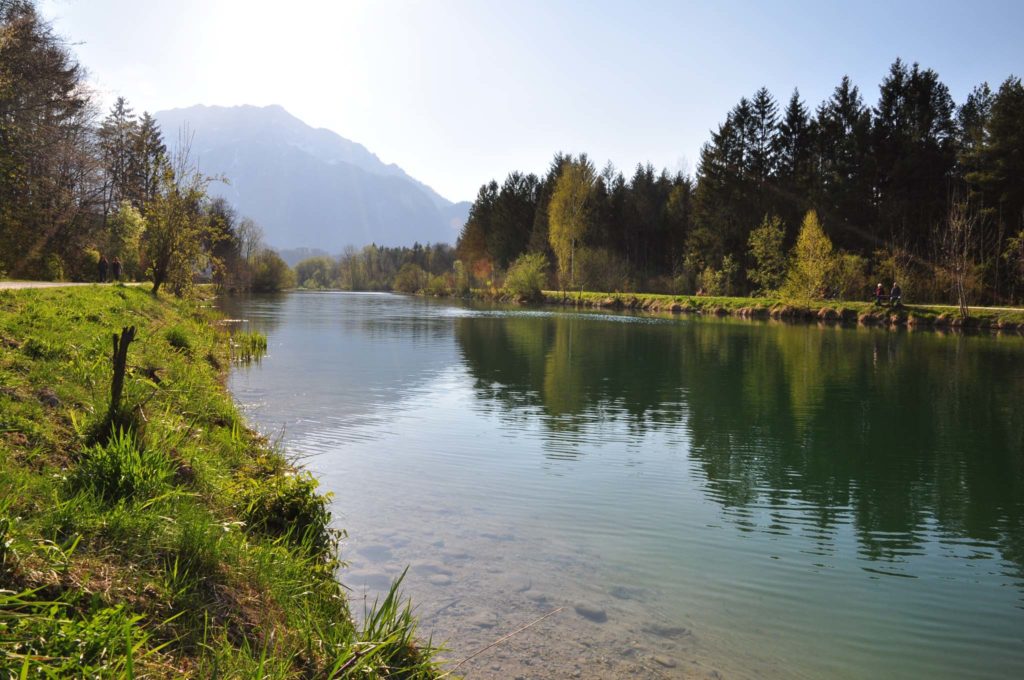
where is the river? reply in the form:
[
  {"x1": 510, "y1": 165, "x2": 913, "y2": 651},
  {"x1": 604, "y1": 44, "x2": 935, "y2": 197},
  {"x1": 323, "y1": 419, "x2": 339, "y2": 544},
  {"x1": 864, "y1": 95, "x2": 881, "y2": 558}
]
[{"x1": 222, "y1": 291, "x2": 1024, "y2": 679}]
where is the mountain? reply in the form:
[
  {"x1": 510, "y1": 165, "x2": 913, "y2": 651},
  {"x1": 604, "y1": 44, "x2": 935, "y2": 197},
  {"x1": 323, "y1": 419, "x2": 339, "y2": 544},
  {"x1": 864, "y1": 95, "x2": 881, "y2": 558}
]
[{"x1": 153, "y1": 105, "x2": 470, "y2": 251}]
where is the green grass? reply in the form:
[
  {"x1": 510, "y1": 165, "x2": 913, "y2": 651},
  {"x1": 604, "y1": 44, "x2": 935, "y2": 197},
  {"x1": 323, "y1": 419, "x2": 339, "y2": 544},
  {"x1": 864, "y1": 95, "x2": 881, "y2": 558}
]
[
  {"x1": 0, "y1": 284, "x2": 438, "y2": 678},
  {"x1": 529, "y1": 289, "x2": 1024, "y2": 331},
  {"x1": 230, "y1": 330, "x2": 268, "y2": 365}
]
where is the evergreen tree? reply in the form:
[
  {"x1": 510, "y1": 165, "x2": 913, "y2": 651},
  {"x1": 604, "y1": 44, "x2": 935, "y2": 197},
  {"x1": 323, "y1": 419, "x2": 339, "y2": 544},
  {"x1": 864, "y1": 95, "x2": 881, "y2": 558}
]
[
  {"x1": 98, "y1": 97, "x2": 140, "y2": 213},
  {"x1": 775, "y1": 89, "x2": 816, "y2": 228},
  {"x1": 815, "y1": 76, "x2": 874, "y2": 249},
  {"x1": 872, "y1": 60, "x2": 956, "y2": 251},
  {"x1": 747, "y1": 214, "x2": 788, "y2": 294},
  {"x1": 0, "y1": 0, "x2": 98, "y2": 277}
]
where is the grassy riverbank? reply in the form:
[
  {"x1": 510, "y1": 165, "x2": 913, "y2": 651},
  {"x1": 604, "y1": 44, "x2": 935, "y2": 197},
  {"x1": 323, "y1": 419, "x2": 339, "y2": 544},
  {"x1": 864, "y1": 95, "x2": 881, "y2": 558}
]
[
  {"x1": 529, "y1": 290, "x2": 1024, "y2": 331},
  {"x1": 0, "y1": 285, "x2": 437, "y2": 677}
]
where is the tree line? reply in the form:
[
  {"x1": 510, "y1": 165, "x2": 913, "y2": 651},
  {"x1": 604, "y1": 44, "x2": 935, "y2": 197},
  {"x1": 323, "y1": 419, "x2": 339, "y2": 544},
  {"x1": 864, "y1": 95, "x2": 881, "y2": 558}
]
[
  {"x1": 294, "y1": 243, "x2": 459, "y2": 293},
  {"x1": 0, "y1": 1, "x2": 291, "y2": 293},
  {"x1": 457, "y1": 61, "x2": 1024, "y2": 305}
]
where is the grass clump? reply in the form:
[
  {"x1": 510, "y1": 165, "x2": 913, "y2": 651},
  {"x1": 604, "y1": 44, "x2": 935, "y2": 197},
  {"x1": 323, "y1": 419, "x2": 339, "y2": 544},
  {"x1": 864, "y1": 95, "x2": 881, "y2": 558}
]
[
  {"x1": 237, "y1": 470, "x2": 334, "y2": 557},
  {"x1": 231, "y1": 329, "x2": 268, "y2": 364},
  {"x1": 0, "y1": 285, "x2": 439, "y2": 678},
  {"x1": 69, "y1": 428, "x2": 172, "y2": 505},
  {"x1": 164, "y1": 325, "x2": 192, "y2": 353}
]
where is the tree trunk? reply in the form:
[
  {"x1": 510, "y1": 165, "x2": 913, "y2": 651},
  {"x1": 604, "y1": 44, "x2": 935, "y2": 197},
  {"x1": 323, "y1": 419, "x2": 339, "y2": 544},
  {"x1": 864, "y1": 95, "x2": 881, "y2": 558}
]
[{"x1": 108, "y1": 326, "x2": 136, "y2": 423}]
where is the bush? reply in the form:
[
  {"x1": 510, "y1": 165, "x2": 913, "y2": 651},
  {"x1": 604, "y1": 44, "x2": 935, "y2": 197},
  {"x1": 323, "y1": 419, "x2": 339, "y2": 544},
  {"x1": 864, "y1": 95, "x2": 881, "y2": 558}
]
[
  {"x1": 294, "y1": 256, "x2": 336, "y2": 289},
  {"x1": 504, "y1": 252, "x2": 548, "y2": 300},
  {"x1": 393, "y1": 263, "x2": 428, "y2": 293},
  {"x1": 697, "y1": 255, "x2": 739, "y2": 296},
  {"x1": 44, "y1": 254, "x2": 65, "y2": 281},
  {"x1": 251, "y1": 248, "x2": 296, "y2": 292},
  {"x1": 237, "y1": 471, "x2": 333, "y2": 557},
  {"x1": 423, "y1": 273, "x2": 452, "y2": 296},
  {"x1": 836, "y1": 252, "x2": 869, "y2": 300},
  {"x1": 453, "y1": 260, "x2": 471, "y2": 296},
  {"x1": 577, "y1": 248, "x2": 631, "y2": 292}
]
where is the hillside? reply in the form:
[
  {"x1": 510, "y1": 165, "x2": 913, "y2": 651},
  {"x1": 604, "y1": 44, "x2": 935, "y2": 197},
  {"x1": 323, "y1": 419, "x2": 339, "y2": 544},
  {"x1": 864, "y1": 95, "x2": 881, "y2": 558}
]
[{"x1": 155, "y1": 105, "x2": 470, "y2": 252}]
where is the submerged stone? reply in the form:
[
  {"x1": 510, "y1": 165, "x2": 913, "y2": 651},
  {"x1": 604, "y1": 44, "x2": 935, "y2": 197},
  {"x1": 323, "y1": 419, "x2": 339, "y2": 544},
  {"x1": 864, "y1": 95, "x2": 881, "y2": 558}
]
[{"x1": 574, "y1": 602, "x2": 607, "y2": 623}]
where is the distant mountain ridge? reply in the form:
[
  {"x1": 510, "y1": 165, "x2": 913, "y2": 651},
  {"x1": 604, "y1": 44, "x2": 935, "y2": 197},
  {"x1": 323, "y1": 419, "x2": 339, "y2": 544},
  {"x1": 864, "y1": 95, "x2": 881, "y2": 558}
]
[{"x1": 154, "y1": 104, "x2": 469, "y2": 251}]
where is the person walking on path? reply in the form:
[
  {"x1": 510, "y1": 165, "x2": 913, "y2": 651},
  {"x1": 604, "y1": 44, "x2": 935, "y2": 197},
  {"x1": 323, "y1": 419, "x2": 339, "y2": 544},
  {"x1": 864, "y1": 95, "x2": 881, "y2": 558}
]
[
  {"x1": 111, "y1": 257, "x2": 122, "y2": 282},
  {"x1": 98, "y1": 255, "x2": 108, "y2": 282}
]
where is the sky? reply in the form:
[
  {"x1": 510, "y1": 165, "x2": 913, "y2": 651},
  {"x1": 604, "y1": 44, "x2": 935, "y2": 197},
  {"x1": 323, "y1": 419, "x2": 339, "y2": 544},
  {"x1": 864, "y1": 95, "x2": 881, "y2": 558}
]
[{"x1": 39, "y1": 0, "x2": 1024, "y2": 203}]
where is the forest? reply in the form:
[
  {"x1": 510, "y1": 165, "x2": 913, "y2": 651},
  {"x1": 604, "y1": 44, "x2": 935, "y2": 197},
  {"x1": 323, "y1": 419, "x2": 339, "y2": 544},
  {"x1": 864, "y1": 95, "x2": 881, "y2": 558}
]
[
  {"x1": 457, "y1": 64, "x2": 1024, "y2": 305},
  {"x1": 0, "y1": 1, "x2": 292, "y2": 293}
]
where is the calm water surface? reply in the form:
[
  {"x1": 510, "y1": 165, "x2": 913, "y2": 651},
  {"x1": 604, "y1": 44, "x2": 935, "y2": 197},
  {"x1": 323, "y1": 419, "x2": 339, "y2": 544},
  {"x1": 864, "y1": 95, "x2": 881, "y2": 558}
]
[{"x1": 223, "y1": 292, "x2": 1024, "y2": 679}]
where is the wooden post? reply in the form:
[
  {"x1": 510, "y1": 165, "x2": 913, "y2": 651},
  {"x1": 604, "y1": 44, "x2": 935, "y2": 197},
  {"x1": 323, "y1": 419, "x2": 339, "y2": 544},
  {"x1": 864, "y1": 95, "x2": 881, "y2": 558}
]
[{"x1": 109, "y1": 326, "x2": 136, "y2": 422}]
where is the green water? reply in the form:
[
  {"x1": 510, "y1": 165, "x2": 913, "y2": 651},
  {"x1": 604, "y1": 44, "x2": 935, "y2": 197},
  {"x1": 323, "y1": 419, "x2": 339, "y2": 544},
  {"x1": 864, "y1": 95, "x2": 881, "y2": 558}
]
[{"x1": 224, "y1": 292, "x2": 1024, "y2": 679}]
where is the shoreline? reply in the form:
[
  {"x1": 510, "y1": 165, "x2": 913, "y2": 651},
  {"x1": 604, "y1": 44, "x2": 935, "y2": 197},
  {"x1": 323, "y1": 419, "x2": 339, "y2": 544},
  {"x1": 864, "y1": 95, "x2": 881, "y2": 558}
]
[
  {"x1": 0, "y1": 285, "x2": 437, "y2": 677},
  {"x1": 479, "y1": 289, "x2": 1024, "y2": 334}
]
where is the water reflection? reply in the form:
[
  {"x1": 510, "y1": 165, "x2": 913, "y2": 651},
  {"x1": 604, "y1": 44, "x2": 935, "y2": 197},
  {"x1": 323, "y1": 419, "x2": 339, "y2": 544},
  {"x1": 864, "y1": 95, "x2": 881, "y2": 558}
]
[
  {"x1": 225, "y1": 292, "x2": 1024, "y2": 678},
  {"x1": 455, "y1": 311, "x2": 1024, "y2": 577}
]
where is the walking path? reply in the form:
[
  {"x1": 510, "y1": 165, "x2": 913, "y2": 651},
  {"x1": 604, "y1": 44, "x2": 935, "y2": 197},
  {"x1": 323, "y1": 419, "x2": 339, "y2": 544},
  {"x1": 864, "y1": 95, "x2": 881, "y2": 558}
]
[{"x1": 0, "y1": 281, "x2": 139, "y2": 290}]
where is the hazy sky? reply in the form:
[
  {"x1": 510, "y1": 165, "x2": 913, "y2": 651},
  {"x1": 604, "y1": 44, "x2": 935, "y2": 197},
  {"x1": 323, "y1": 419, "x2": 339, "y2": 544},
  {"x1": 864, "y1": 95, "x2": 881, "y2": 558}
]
[{"x1": 40, "y1": 0, "x2": 1024, "y2": 203}]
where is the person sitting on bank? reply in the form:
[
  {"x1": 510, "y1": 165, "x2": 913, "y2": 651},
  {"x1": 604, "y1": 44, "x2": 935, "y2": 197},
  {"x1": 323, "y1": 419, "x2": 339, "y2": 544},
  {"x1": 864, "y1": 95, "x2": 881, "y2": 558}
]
[
  {"x1": 98, "y1": 255, "x2": 108, "y2": 282},
  {"x1": 874, "y1": 283, "x2": 885, "y2": 304},
  {"x1": 889, "y1": 282, "x2": 902, "y2": 307}
]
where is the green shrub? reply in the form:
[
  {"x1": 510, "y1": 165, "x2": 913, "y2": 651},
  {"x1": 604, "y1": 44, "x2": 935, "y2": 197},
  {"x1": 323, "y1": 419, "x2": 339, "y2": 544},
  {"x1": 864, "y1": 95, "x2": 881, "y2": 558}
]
[
  {"x1": 393, "y1": 263, "x2": 428, "y2": 293},
  {"x1": 453, "y1": 260, "x2": 471, "y2": 296},
  {"x1": 423, "y1": 273, "x2": 452, "y2": 296},
  {"x1": 237, "y1": 471, "x2": 333, "y2": 557},
  {"x1": 70, "y1": 429, "x2": 172, "y2": 505},
  {"x1": 504, "y1": 252, "x2": 548, "y2": 300}
]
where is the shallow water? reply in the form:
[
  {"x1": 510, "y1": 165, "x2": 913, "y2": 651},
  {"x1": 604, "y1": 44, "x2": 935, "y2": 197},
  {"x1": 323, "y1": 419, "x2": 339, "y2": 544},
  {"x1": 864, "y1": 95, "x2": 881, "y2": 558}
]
[{"x1": 223, "y1": 291, "x2": 1024, "y2": 679}]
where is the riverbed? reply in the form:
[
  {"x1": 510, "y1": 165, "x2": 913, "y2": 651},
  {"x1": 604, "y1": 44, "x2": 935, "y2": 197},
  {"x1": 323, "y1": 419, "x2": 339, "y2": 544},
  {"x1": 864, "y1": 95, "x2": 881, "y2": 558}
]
[{"x1": 224, "y1": 291, "x2": 1024, "y2": 679}]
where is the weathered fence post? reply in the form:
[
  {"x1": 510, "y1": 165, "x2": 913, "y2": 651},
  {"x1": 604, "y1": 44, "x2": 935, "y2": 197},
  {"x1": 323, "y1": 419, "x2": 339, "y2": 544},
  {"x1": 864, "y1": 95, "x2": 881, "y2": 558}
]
[{"x1": 108, "y1": 325, "x2": 137, "y2": 422}]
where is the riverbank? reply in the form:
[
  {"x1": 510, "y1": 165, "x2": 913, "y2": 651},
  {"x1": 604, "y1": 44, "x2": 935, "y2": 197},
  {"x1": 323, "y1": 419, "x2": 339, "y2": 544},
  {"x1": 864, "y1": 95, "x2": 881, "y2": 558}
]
[
  {"x1": 0, "y1": 285, "x2": 437, "y2": 677},
  {"x1": 502, "y1": 290, "x2": 1024, "y2": 332}
]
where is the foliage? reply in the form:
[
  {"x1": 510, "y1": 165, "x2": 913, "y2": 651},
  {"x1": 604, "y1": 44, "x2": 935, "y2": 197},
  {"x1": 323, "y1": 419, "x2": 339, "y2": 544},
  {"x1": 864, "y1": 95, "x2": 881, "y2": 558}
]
[
  {"x1": 747, "y1": 214, "x2": 788, "y2": 295},
  {"x1": 295, "y1": 255, "x2": 337, "y2": 289},
  {"x1": 423, "y1": 273, "x2": 452, "y2": 296},
  {"x1": 452, "y1": 259, "x2": 471, "y2": 296},
  {"x1": 698, "y1": 255, "x2": 739, "y2": 296},
  {"x1": 783, "y1": 211, "x2": 836, "y2": 300},
  {"x1": 548, "y1": 156, "x2": 596, "y2": 286},
  {"x1": 576, "y1": 247, "x2": 631, "y2": 292},
  {"x1": 504, "y1": 252, "x2": 549, "y2": 300},
  {"x1": 144, "y1": 148, "x2": 215, "y2": 296},
  {"x1": 250, "y1": 248, "x2": 295, "y2": 292},
  {"x1": 106, "y1": 201, "x2": 146, "y2": 279},
  {"x1": 835, "y1": 252, "x2": 869, "y2": 301},
  {"x1": 393, "y1": 262, "x2": 429, "y2": 293}
]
